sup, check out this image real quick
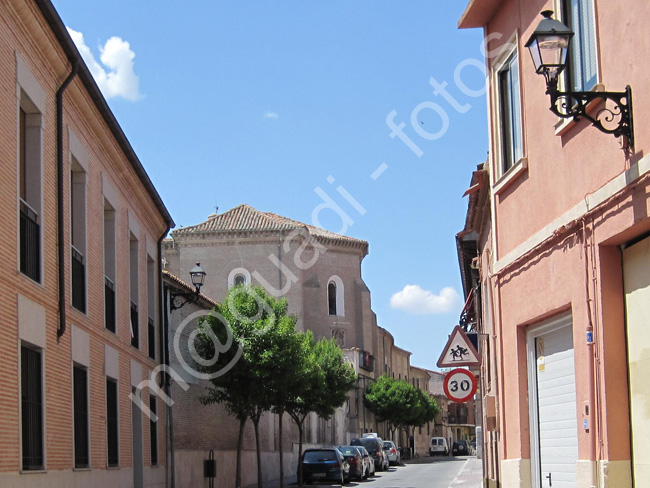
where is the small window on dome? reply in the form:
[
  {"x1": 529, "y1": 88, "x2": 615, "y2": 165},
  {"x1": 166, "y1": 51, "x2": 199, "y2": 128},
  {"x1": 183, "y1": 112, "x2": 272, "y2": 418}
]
[{"x1": 234, "y1": 274, "x2": 246, "y2": 287}]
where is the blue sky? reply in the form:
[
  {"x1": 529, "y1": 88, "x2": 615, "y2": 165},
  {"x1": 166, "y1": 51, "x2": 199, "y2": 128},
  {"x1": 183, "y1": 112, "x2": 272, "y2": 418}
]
[{"x1": 51, "y1": 0, "x2": 488, "y2": 371}]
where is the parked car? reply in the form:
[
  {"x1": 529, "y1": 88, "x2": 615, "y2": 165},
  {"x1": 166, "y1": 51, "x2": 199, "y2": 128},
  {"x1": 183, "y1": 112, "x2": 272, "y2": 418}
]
[
  {"x1": 429, "y1": 437, "x2": 449, "y2": 456},
  {"x1": 299, "y1": 448, "x2": 350, "y2": 485},
  {"x1": 452, "y1": 440, "x2": 469, "y2": 456},
  {"x1": 336, "y1": 446, "x2": 365, "y2": 481},
  {"x1": 383, "y1": 440, "x2": 401, "y2": 465},
  {"x1": 358, "y1": 446, "x2": 375, "y2": 478},
  {"x1": 351, "y1": 436, "x2": 389, "y2": 471}
]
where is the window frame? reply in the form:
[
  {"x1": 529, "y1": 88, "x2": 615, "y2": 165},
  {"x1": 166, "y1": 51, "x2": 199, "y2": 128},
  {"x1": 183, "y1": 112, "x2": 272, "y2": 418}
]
[
  {"x1": 558, "y1": 0, "x2": 599, "y2": 93},
  {"x1": 103, "y1": 199, "x2": 117, "y2": 334},
  {"x1": 228, "y1": 267, "x2": 251, "y2": 288},
  {"x1": 20, "y1": 343, "x2": 45, "y2": 472},
  {"x1": 149, "y1": 395, "x2": 158, "y2": 466},
  {"x1": 495, "y1": 47, "x2": 524, "y2": 176},
  {"x1": 70, "y1": 157, "x2": 87, "y2": 314},
  {"x1": 106, "y1": 377, "x2": 120, "y2": 468},
  {"x1": 17, "y1": 95, "x2": 43, "y2": 284},
  {"x1": 326, "y1": 275, "x2": 345, "y2": 317},
  {"x1": 73, "y1": 364, "x2": 90, "y2": 469}
]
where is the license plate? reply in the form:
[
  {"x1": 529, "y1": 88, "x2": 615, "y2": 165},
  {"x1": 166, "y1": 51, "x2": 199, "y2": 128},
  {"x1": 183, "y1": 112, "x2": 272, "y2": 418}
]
[{"x1": 313, "y1": 473, "x2": 326, "y2": 478}]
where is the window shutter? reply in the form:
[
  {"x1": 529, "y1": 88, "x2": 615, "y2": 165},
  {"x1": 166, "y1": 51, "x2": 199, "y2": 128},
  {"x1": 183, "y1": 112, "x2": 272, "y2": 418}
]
[
  {"x1": 510, "y1": 54, "x2": 523, "y2": 163},
  {"x1": 570, "y1": 0, "x2": 584, "y2": 90},
  {"x1": 580, "y1": 0, "x2": 598, "y2": 90}
]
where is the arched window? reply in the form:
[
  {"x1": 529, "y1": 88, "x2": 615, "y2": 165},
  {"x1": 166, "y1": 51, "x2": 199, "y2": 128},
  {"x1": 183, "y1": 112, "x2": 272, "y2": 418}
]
[
  {"x1": 328, "y1": 282, "x2": 337, "y2": 315},
  {"x1": 228, "y1": 267, "x2": 251, "y2": 288},
  {"x1": 326, "y1": 275, "x2": 344, "y2": 316}
]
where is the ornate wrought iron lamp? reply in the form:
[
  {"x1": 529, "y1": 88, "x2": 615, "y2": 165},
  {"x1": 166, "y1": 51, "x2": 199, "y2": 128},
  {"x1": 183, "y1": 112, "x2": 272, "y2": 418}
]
[
  {"x1": 169, "y1": 262, "x2": 206, "y2": 310},
  {"x1": 525, "y1": 11, "x2": 634, "y2": 148}
]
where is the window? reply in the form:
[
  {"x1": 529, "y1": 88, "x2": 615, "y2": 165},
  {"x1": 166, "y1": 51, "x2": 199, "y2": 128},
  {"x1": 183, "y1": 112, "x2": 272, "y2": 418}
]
[
  {"x1": 562, "y1": 0, "x2": 598, "y2": 91},
  {"x1": 147, "y1": 256, "x2": 155, "y2": 359},
  {"x1": 327, "y1": 275, "x2": 345, "y2": 316},
  {"x1": 73, "y1": 365, "x2": 89, "y2": 468},
  {"x1": 228, "y1": 267, "x2": 251, "y2": 288},
  {"x1": 130, "y1": 232, "x2": 139, "y2": 349},
  {"x1": 328, "y1": 282, "x2": 337, "y2": 315},
  {"x1": 71, "y1": 159, "x2": 87, "y2": 313},
  {"x1": 149, "y1": 395, "x2": 158, "y2": 465},
  {"x1": 104, "y1": 200, "x2": 116, "y2": 333},
  {"x1": 18, "y1": 99, "x2": 43, "y2": 283},
  {"x1": 21, "y1": 344, "x2": 43, "y2": 470},
  {"x1": 498, "y1": 51, "x2": 523, "y2": 173},
  {"x1": 106, "y1": 378, "x2": 119, "y2": 467}
]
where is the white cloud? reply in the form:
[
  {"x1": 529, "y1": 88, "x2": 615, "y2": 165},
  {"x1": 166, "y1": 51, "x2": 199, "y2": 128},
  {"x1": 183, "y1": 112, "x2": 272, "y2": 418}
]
[
  {"x1": 264, "y1": 111, "x2": 279, "y2": 119},
  {"x1": 390, "y1": 285, "x2": 461, "y2": 315},
  {"x1": 67, "y1": 27, "x2": 142, "y2": 101}
]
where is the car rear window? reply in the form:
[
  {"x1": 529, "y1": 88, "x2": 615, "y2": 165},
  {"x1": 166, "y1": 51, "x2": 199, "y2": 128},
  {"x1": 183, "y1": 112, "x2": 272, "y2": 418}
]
[
  {"x1": 383, "y1": 442, "x2": 392, "y2": 448},
  {"x1": 353, "y1": 438, "x2": 378, "y2": 452},
  {"x1": 338, "y1": 447, "x2": 357, "y2": 456},
  {"x1": 304, "y1": 450, "x2": 337, "y2": 462}
]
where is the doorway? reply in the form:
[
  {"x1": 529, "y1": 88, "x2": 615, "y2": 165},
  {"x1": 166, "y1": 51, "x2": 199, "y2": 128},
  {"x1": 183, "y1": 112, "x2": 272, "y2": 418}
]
[{"x1": 527, "y1": 314, "x2": 578, "y2": 488}]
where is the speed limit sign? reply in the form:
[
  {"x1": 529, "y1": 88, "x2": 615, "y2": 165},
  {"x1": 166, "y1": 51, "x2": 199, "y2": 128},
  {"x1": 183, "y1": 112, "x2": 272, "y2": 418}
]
[{"x1": 443, "y1": 368, "x2": 477, "y2": 403}]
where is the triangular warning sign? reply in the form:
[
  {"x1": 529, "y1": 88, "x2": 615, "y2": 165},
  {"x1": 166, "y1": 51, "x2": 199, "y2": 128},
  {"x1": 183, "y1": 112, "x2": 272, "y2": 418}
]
[{"x1": 436, "y1": 325, "x2": 480, "y2": 368}]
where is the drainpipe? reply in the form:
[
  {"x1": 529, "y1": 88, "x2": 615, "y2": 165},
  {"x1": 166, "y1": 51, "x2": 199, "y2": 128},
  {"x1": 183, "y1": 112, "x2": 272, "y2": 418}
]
[
  {"x1": 56, "y1": 59, "x2": 79, "y2": 343},
  {"x1": 157, "y1": 229, "x2": 174, "y2": 488}
]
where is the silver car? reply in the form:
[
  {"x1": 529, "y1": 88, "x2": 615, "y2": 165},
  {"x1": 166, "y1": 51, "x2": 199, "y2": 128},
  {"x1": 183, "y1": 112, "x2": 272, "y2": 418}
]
[{"x1": 382, "y1": 440, "x2": 401, "y2": 466}]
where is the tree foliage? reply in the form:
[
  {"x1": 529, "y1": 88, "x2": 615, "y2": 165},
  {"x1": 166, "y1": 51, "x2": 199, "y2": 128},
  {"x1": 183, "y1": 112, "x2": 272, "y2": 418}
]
[
  {"x1": 364, "y1": 375, "x2": 440, "y2": 433},
  {"x1": 195, "y1": 285, "x2": 297, "y2": 488}
]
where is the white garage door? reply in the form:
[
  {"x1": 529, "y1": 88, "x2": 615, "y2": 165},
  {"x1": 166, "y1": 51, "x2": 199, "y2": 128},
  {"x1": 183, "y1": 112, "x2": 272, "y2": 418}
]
[
  {"x1": 528, "y1": 316, "x2": 578, "y2": 488},
  {"x1": 623, "y1": 235, "x2": 650, "y2": 486}
]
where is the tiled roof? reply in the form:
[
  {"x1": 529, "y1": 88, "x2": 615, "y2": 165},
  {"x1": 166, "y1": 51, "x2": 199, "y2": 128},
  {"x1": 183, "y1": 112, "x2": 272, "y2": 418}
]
[
  {"x1": 172, "y1": 204, "x2": 367, "y2": 246},
  {"x1": 162, "y1": 270, "x2": 218, "y2": 307}
]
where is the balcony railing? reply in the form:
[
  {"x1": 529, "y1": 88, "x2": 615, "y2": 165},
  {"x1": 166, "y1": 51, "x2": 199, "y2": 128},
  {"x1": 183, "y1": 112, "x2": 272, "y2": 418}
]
[
  {"x1": 71, "y1": 246, "x2": 85, "y2": 313},
  {"x1": 105, "y1": 277, "x2": 116, "y2": 333},
  {"x1": 20, "y1": 199, "x2": 40, "y2": 282},
  {"x1": 130, "y1": 301, "x2": 139, "y2": 348},
  {"x1": 148, "y1": 316, "x2": 155, "y2": 359}
]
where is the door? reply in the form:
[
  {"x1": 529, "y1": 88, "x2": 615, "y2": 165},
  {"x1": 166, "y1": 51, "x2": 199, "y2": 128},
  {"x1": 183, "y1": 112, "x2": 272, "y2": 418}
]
[
  {"x1": 132, "y1": 389, "x2": 143, "y2": 488},
  {"x1": 623, "y1": 235, "x2": 650, "y2": 486},
  {"x1": 528, "y1": 315, "x2": 578, "y2": 488}
]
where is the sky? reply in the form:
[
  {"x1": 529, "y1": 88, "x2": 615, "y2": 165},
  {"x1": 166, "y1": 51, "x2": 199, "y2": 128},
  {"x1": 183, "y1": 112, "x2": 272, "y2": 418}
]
[{"x1": 51, "y1": 0, "x2": 488, "y2": 371}]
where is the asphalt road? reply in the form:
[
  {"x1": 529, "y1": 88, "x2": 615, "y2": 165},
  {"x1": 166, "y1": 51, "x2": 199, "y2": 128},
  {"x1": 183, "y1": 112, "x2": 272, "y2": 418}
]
[{"x1": 295, "y1": 456, "x2": 479, "y2": 488}]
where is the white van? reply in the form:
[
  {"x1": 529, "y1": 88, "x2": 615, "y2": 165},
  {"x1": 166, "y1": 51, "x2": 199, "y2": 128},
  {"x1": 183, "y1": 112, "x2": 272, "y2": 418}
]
[{"x1": 429, "y1": 437, "x2": 449, "y2": 456}]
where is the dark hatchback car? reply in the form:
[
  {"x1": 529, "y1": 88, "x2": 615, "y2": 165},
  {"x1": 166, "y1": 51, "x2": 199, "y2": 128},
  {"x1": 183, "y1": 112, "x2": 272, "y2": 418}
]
[
  {"x1": 336, "y1": 446, "x2": 365, "y2": 481},
  {"x1": 299, "y1": 448, "x2": 350, "y2": 485},
  {"x1": 351, "y1": 437, "x2": 388, "y2": 471},
  {"x1": 452, "y1": 440, "x2": 469, "y2": 456}
]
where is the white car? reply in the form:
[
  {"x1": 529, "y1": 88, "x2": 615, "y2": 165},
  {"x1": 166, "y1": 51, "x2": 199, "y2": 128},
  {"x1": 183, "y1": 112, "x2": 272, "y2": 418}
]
[
  {"x1": 383, "y1": 440, "x2": 401, "y2": 465},
  {"x1": 429, "y1": 437, "x2": 449, "y2": 456}
]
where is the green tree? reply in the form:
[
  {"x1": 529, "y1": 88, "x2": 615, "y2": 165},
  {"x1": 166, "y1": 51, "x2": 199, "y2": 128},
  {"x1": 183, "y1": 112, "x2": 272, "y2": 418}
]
[
  {"x1": 196, "y1": 285, "x2": 295, "y2": 488},
  {"x1": 287, "y1": 336, "x2": 357, "y2": 486},
  {"x1": 364, "y1": 375, "x2": 440, "y2": 451}
]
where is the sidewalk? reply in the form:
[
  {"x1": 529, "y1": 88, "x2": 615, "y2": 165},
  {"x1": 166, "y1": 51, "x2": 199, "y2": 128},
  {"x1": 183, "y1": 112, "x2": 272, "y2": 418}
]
[{"x1": 449, "y1": 456, "x2": 483, "y2": 488}]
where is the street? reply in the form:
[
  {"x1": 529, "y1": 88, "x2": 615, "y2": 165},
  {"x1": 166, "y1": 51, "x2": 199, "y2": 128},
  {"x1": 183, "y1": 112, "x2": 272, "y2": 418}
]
[{"x1": 274, "y1": 456, "x2": 482, "y2": 488}]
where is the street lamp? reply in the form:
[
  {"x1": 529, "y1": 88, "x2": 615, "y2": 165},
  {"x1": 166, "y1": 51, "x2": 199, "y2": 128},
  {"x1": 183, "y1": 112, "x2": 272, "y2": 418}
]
[
  {"x1": 169, "y1": 262, "x2": 206, "y2": 310},
  {"x1": 525, "y1": 10, "x2": 634, "y2": 148}
]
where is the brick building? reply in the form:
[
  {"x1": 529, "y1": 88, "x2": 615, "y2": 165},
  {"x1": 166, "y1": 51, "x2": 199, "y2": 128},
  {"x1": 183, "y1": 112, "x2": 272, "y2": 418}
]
[
  {"x1": 161, "y1": 204, "x2": 444, "y2": 485},
  {"x1": 0, "y1": 1, "x2": 173, "y2": 486}
]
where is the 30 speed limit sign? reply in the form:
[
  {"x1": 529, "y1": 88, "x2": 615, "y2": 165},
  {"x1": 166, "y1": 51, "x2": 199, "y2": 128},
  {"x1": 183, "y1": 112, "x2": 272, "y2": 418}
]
[{"x1": 443, "y1": 368, "x2": 477, "y2": 403}]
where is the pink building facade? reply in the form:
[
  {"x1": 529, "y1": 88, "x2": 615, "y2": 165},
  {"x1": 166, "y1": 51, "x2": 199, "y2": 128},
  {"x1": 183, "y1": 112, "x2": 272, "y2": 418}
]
[{"x1": 459, "y1": 1, "x2": 650, "y2": 487}]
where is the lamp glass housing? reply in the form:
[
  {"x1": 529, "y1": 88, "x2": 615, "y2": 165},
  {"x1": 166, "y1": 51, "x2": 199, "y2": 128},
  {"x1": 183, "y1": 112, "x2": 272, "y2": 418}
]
[
  {"x1": 525, "y1": 11, "x2": 573, "y2": 82},
  {"x1": 189, "y1": 263, "x2": 206, "y2": 292}
]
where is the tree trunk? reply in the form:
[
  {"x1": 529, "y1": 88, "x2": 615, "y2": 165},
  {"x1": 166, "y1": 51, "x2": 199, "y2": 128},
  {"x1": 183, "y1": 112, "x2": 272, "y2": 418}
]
[
  {"x1": 278, "y1": 411, "x2": 284, "y2": 488},
  {"x1": 297, "y1": 415, "x2": 305, "y2": 487},
  {"x1": 253, "y1": 413, "x2": 262, "y2": 488},
  {"x1": 236, "y1": 417, "x2": 246, "y2": 488}
]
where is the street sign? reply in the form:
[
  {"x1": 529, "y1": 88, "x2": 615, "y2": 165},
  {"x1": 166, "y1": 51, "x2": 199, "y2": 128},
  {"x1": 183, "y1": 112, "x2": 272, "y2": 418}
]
[
  {"x1": 443, "y1": 368, "x2": 477, "y2": 403},
  {"x1": 436, "y1": 325, "x2": 480, "y2": 368}
]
